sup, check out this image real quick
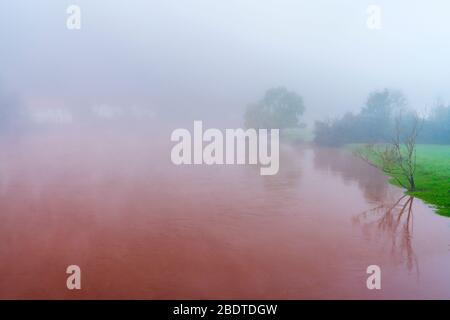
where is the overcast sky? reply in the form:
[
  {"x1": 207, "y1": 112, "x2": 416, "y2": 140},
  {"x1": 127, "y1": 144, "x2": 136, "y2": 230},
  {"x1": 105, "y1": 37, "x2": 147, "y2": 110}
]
[{"x1": 1, "y1": 0, "x2": 450, "y2": 126}]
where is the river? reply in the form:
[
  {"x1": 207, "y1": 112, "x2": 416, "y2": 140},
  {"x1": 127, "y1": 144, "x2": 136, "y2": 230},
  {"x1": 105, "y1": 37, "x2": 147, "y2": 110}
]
[{"x1": 0, "y1": 127, "x2": 449, "y2": 299}]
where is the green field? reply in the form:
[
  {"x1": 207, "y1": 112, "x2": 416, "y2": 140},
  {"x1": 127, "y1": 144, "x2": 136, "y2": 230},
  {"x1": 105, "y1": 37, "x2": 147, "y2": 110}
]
[
  {"x1": 350, "y1": 144, "x2": 450, "y2": 217},
  {"x1": 407, "y1": 145, "x2": 450, "y2": 216},
  {"x1": 281, "y1": 128, "x2": 314, "y2": 143}
]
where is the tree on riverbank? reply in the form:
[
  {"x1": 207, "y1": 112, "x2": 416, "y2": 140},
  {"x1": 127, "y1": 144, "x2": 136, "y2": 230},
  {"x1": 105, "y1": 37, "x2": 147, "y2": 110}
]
[
  {"x1": 355, "y1": 112, "x2": 422, "y2": 191},
  {"x1": 314, "y1": 89, "x2": 450, "y2": 146},
  {"x1": 420, "y1": 103, "x2": 450, "y2": 144},
  {"x1": 314, "y1": 89, "x2": 406, "y2": 146}
]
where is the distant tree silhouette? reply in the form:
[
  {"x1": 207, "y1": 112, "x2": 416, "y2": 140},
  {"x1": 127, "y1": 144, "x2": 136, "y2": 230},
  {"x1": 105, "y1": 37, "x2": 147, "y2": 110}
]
[
  {"x1": 314, "y1": 89, "x2": 407, "y2": 146},
  {"x1": 245, "y1": 87, "x2": 305, "y2": 130}
]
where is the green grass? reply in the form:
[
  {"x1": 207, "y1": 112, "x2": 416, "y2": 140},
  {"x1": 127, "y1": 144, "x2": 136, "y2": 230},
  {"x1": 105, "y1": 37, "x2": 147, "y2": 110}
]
[
  {"x1": 407, "y1": 145, "x2": 450, "y2": 216},
  {"x1": 349, "y1": 144, "x2": 450, "y2": 217},
  {"x1": 281, "y1": 128, "x2": 314, "y2": 143}
]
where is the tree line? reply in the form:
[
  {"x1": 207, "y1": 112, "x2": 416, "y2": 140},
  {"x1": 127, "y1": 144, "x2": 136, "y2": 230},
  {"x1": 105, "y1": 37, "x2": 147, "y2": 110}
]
[{"x1": 314, "y1": 89, "x2": 450, "y2": 146}]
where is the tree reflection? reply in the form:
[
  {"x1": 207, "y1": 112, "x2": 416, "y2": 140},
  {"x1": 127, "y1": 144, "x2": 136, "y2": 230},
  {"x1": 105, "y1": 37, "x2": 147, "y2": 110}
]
[{"x1": 353, "y1": 195, "x2": 419, "y2": 274}]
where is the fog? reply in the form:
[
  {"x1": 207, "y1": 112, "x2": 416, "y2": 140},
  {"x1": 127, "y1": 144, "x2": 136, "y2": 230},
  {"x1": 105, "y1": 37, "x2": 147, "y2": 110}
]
[
  {"x1": 1, "y1": 0, "x2": 450, "y2": 128},
  {"x1": 2, "y1": 1, "x2": 450, "y2": 300}
]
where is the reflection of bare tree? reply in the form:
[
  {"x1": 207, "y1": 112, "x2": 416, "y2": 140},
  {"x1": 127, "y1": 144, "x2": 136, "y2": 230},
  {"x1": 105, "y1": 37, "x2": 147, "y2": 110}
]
[{"x1": 353, "y1": 195, "x2": 419, "y2": 274}]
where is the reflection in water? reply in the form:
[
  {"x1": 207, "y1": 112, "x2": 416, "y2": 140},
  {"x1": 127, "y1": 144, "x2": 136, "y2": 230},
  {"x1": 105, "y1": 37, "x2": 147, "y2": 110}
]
[
  {"x1": 353, "y1": 195, "x2": 419, "y2": 274},
  {"x1": 312, "y1": 148, "x2": 421, "y2": 275},
  {"x1": 314, "y1": 148, "x2": 426, "y2": 274},
  {"x1": 313, "y1": 147, "x2": 389, "y2": 203}
]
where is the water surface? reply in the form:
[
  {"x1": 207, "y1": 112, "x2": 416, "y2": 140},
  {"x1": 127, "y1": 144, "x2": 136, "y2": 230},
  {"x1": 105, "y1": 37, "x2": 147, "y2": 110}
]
[{"x1": 0, "y1": 128, "x2": 449, "y2": 299}]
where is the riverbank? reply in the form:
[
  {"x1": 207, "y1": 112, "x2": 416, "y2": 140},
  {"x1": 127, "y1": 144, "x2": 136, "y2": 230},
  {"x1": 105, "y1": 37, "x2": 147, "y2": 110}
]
[{"x1": 348, "y1": 144, "x2": 450, "y2": 217}]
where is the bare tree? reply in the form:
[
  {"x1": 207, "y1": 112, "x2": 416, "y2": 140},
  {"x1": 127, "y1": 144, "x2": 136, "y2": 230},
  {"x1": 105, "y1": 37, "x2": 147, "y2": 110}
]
[{"x1": 355, "y1": 112, "x2": 422, "y2": 191}]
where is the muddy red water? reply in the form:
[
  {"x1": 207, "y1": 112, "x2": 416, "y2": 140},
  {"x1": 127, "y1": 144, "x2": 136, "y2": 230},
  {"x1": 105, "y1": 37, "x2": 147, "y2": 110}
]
[{"x1": 0, "y1": 127, "x2": 449, "y2": 299}]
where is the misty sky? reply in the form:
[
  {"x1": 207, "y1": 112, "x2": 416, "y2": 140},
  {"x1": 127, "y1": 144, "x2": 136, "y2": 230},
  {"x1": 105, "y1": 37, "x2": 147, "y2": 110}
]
[{"x1": 1, "y1": 0, "x2": 450, "y2": 126}]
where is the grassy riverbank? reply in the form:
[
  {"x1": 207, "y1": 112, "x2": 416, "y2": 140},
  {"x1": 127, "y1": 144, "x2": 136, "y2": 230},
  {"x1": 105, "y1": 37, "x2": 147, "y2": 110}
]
[{"x1": 350, "y1": 144, "x2": 450, "y2": 217}]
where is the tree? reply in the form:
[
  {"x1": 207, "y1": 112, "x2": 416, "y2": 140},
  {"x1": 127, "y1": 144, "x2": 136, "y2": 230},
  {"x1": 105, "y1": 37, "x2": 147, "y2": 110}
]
[
  {"x1": 314, "y1": 89, "x2": 407, "y2": 146},
  {"x1": 421, "y1": 103, "x2": 450, "y2": 144},
  {"x1": 357, "y1": 89, "x2": 406, "y2": 143},
  {"x1": 245, "y1": 87, "x2": 305, "y2": 129},
  {"x1": 355, "y1": 112, "x2": 422, "y2": 191},
  {"x1": 361, "y1": 89, "x2": 406, "y2": 118}
]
